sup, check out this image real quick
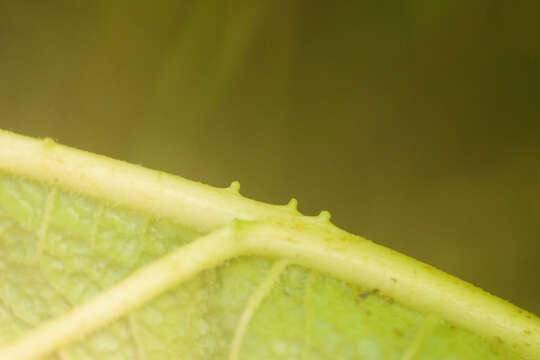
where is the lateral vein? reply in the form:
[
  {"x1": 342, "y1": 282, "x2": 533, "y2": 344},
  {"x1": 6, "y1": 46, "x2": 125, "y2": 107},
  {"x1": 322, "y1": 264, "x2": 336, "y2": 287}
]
[
  {"x1": 302, "y1": 271, "x2": 315, "y2": 360},
  {"x1": 228, "y1": 259, "x2": 290, "y2": 360},
  {"x1": 400, "y1": 313, "x2": 439, "y2": 360},
  {"x1": 34, "y1": 187, "x2": 57, "y2": 262},
  {"x1": 128, "y1": 314, "x2": 147, "y2": 360},
  {"x1": 0, "y1": 225, "x2": 242, "y2": 360}
]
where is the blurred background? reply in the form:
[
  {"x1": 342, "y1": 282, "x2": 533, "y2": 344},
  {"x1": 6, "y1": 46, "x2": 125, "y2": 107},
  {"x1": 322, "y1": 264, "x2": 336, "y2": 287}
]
[{"x1": 0, "y1": 1, "x2": 538, "y2": 313}]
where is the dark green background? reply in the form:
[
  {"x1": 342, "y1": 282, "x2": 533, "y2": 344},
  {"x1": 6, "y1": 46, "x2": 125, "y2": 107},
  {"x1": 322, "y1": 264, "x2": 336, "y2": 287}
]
[{"x1": 1, "y1": 1, "x2": 539, "y2": 313}]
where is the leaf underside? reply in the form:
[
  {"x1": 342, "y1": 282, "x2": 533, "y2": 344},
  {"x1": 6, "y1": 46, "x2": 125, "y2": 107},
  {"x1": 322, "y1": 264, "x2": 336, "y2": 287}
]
[{"x1": 0, "y1": 171, "x2": 524, "y2": 359}]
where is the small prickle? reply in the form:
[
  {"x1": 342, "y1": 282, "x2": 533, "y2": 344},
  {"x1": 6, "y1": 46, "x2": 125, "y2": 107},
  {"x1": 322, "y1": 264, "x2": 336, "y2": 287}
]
[
  {"x1": 42, "y1": 137, "x2": 56, "y2": 148},
  {"x1": 286, "y1": 198, "x2": 298, "y2": 212},
  {"x1": 317, "y1": 210, "x2": 331, "y2": 223},
  {"x1": 227, "y1": 180, "x2": 241, "y2": 194}
]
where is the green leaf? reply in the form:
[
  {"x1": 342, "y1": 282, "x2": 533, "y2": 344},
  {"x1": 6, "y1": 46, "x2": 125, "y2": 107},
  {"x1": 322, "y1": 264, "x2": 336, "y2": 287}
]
[{"x1": 0, "y1": 129, "x2": 538, "y2": 360}]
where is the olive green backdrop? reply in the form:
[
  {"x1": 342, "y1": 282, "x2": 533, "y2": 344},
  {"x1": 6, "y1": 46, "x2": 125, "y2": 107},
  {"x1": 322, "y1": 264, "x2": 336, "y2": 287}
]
[{"x1": 1, "y1": 1, "x2": 539, "y2": 313}]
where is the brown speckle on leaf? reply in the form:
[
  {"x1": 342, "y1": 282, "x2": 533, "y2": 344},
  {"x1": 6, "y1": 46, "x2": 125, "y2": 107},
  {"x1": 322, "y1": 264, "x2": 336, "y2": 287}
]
[{"x1": 358, "y1": 288, "x2": 379, "y2": 300}]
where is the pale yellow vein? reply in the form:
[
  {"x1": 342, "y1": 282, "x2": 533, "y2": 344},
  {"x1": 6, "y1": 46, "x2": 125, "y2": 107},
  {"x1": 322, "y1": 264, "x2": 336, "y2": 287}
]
[
  {"x1": 302, "y1": 271, "x2": 315, "y2": 360},
  {"x1": 89, "y1": 204, "x2": 103, "y2": 250},
  {"x1": 57, "y1": 349, "x2": 71, "y2": 360},
  {"x1": 0, "y1": 221, "x2": 13, "y2": 237},
  {"x1": 35, "y1": 187, "x2": 57, "y2": 262},
  {"x1": 0, "y1": 226, "x2": 241, "y2": 360},
  {"x1": 400, "y1": 313, "x2": 439, "y2": 360},
  {"x1": 0, "y1": 298, "x2": 31, "y2": 333},
  {"x1": 128, "y1": 314, "x2": 147, "y2": 360},
  {"x1": 228, "y1": 259, "x2": 290, "y2": 360}
]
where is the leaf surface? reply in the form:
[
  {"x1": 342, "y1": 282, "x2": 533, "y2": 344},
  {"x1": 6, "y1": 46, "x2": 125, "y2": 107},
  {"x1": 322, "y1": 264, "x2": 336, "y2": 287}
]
[{"x1": 0, "y1": 130, "x2": 538, "y2": 360}]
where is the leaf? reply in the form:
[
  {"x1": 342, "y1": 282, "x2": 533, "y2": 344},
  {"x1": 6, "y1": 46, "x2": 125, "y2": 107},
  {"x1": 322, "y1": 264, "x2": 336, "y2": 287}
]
[{"x1": 0, "y1": 129, "x2": 538, "y2": 360}]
